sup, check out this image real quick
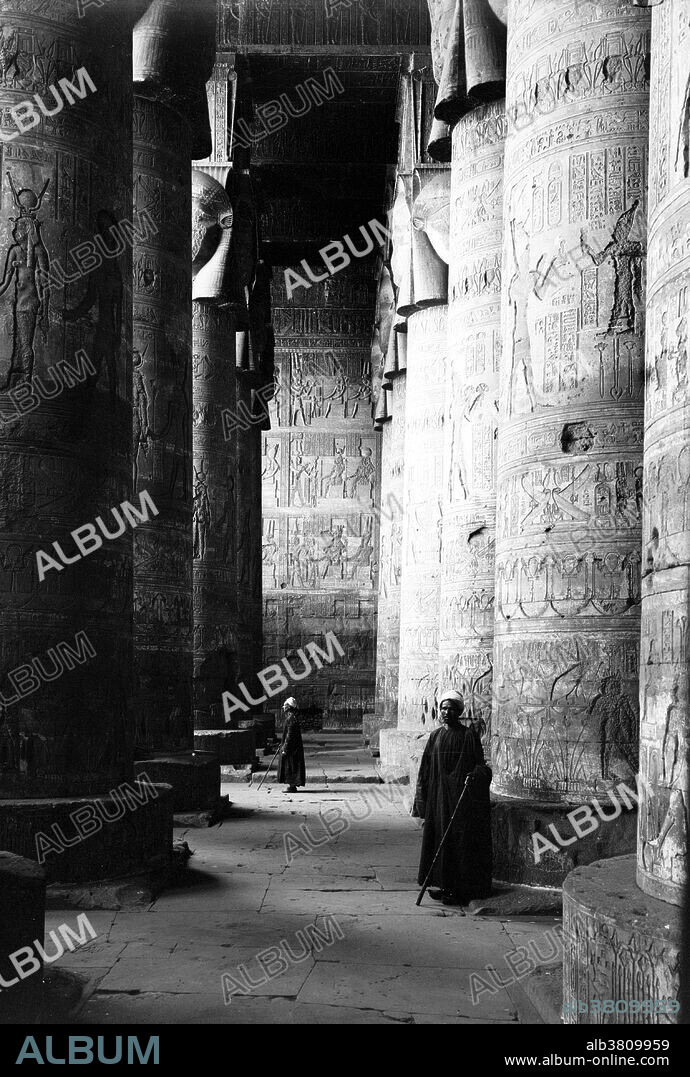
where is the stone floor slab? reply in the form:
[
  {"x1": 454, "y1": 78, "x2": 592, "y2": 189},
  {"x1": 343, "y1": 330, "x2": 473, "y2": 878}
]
[
  {"x1": 297, "y1": 960, "x2": 517, "y2": 1021},
  {"x1": 260, "y1": 890, "x2": 448, "y2": 916},
  {"x1": 96, "y1": 945, "x2": 314, "y2": 997},
  {"x1": 266, "y1": 874, "x2": 384, "y2": 892},
  {"x1": 80, "y1": 992, "x2": 419, "y2": 1024},
  {"x1": 305, "y1": 913, "x2": 512, "y2": 969}
]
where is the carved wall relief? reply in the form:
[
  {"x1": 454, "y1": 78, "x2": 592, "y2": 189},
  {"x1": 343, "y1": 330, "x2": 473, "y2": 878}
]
[{"x1": 263, "y1": 262, "x2": 380, "y2": 729}]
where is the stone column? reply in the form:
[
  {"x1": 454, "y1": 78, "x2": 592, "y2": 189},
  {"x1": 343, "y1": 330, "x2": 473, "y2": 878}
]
[
  {"x1": 396, "y1": 302, "x2": 447, "y2": 754},
  {"x1": 132, "y1": 0, "x2": 219, "y2": 811},
  {"x1": 0, "y1": 852, "x2": 45, "y2": 1021},
  {"x1": 193, "y1": 53, "x2": 266, "y2": 759},
  {"x1": 190, "y1": 170, "x2": 239, "y2": 738},
  {"x1": 0, "y1": 0, "x2": 172, "y2": 885},
  {"x1": 369, "y1": 265, "x2": 401, "y2": 748},
  {"x1": 563, "y1": 0, "x2": 685, "y2": 1024},
  {"x1": 381, "y1": 358, "x2": 407, "y2": 735},
  {"x1": 237, "y1": 259, "x2": 272, "y2": 722},
  {"x1": 384, "y1": 170, "x2": 449, "y2": 773},
  {"x1": 635, "y1": 0, "x2": 689, "y2": 910},
  {"x1": 228, "y1": 169, "x2": 266, "y2": 725},
  {"x1": 492, "y1": 0, "x2": 650, "y2": 884},
  {"x1": 189, "y1": 172, "x2": 257, "y2": 766},
  {"x1": 378, "y1": 155, "x2": 450, "y2": 779},
  {"x1": 235, "y1": 372, "x2": 267, "y2": 713},
  {"x1": 440, "y1": 100, "x2": 505, "y2": 746},
  {"x1": 425, "y1": 0, "x2": 455, "y2": 160}
]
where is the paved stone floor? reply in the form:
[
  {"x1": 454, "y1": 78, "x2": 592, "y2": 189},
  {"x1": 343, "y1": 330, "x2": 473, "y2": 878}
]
[{"x1": 48, "y1": 739, "x2": 562, "y2": 1025}]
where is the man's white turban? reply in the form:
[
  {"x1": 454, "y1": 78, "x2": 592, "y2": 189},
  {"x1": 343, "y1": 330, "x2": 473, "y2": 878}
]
[
  {"x1": 283, "y1": 697, "x2": 298, "y2": 710},
  {"x1": 439, "y1": 689, "x2": 464, "y2": 706}
]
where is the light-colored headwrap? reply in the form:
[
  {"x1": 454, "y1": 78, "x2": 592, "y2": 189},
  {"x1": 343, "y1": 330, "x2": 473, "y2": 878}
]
[
  {"x1": 439, "y1": 689, "x2": 464, "y2": 706},
  {"x1": 283, "y1": 697, "x2": 298, "y2": 710}
]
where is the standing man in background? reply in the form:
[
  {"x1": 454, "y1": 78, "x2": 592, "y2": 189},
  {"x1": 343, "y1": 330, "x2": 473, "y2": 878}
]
[{"x1": 278, "y1": 697, "x2": 306, "y2": 794}]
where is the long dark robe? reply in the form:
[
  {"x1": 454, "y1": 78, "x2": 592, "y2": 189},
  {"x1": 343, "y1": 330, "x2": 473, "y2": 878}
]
[
  {"x1": 277, "y1": 713, "x2": 306, "y2": 787},
  {"x1": 412, "y1": 722, "x2": 492, "y2": 897}
]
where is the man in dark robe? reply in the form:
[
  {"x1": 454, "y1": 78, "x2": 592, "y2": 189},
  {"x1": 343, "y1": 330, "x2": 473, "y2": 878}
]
[
  {"x1": 277, "y1": 697, "x2": 306, "y2": 794},
  {"x1": 412, "y1": 689, "x2": 492, "y2": 906}
]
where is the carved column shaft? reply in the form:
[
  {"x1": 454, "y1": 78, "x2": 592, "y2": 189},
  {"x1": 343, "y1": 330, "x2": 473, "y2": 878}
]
[
  {"x1": 231, "y1": 168, "x2": 266, "y2": 710},
  {"x1": 132, "y1": 91, "x2": 194, "y2": 751},
  {"x1": 636, "y1": 0, "x2": 690, "y2": 907},
  {"x1": 192, "y1": 303, "x2": 237, "y2": 728},
  {"x1": 440, "y1": 100, "x2": 505, "y2": 742},
  {"x1": 190, "y1": 169, "x2": 239, "y2": 731},
  {"x1": 236, "y1": 371, "x2": 265, "y2": 705},
  {"x1": 0, "y1": 0, "x2": 133, "y2": 797},
  {"x1": 398, "y1": 305, "x2": 447, "y2": 733},
  {"x1": 380, "y1": 145, "x2": 449, "y2": 774},
  {"x1": 493, "y1": 0, "x2": 651, "y2": 803},
  {"x1": 371, "y1": 264, "x2": 400, "y2": 742},
  {"x1": 131, "y1": 0, "x2": 214, "y2": 757}
]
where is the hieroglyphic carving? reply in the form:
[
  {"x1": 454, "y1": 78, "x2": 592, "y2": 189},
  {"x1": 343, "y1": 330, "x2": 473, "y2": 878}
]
[
  {"x1": 132, "y1": 87, "x2": 194, "y2": 752},
  {"x1": 63, "y1": 209, "x2": 123, "y2": 401},
  {"x1": 263, "y1": 591, "x2": 376, "y2": 729},
  {"x1": 372, "y1": 372, "x2": 406, "y2": 736},
  {"x1": 398, "y1": 306, "x2": 446, "y2": 732},
  {"x1": 263, "y1": 261, "x2": 380, "y2": 729},
  {"x1": 0, "y1": 2, "x2": 134, "y2": 798},
  {"x1": 441, "y1": 100, "x2": 505, "y2": 745},
  {"x1": 563, "y1": 858, "x2": 682, "y2": 1025},
  {"x1": 0, "y1": 176, "x2": 50, "y2": 389},
  {"x1": 494, "y1": 0, "x2": 650, "y2": 800},
  {"x1": 410, "y1": 167, "x2": 450, "y2": 305},
  {"x1": 191, "y1": 171, "x2": 237, "y2": 729},
  {"x1": 218, "y1": 0, "x2": 431, "y2": 49},
  {"x1": 637, "y1": 0, "x2": 690, "y2": 907},
  {"x1": 235, "y1": 373, "x2": 265, "y2": 699}
]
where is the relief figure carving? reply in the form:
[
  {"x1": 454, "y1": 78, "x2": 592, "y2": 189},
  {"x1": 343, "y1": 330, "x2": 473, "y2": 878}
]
[
  {"x1": 581, "y1": 201, "x2": 645, "y2": 334},
  {"x1": 193, "y1": 460, "x2": 211, "y2": 561},
  {"x1": 588, "y1": 671, "x2": 639, "y2": 780},
  {"x1": 506, "y1": 216, "x2": 537, "y2": 415},
  {"x1": 0, "y1": 176, "x2": 51, "y2": 389}
]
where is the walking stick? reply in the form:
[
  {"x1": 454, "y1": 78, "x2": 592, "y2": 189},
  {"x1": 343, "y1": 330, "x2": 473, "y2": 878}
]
[
  {"x1": 254, "y1": 743, "x2": 282, "y2": 792},
  {"x1": 416, "y1": 775, "x2": 472, "y2": 907}
]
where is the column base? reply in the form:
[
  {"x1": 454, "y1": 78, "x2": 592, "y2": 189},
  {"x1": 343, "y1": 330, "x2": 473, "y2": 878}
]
[
  {"x1": 0, "y1": 852, "x2": 45, "y2": 1023},
  {"x1": 379, "y1": 727, "x2": 431, "y2": 785},
  {"x1": 0, "y1": 785, "x2": 173, "y2": 885},
  {"x1": 134, "y1": 752, "x2": 219, "y2": 812},
  {"x1": 491, "y1": 794, "x2": 637, "y2": 888},
  {"x1": 193, "y1": 729, "x2": 257, "y2": 765},
  {"x1": 563, "y1": 855, "x2": 682, "y2": 1024},
  {"x1": 46, "y1": 864, "x2": 171, "y2": 911},
  {"x1": 172, "y1": 797, "x2": 231, "y2": 828}
]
